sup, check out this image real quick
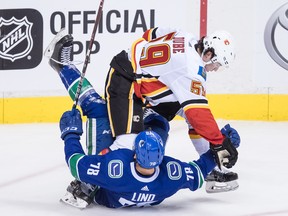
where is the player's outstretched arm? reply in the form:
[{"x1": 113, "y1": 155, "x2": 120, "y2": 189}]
[
  {"x1": 181, "y1": 150, "x2": 216, "y2": 191},
  {"x1": 192, "y1": 150, "x2": 217, "y2": 178}
]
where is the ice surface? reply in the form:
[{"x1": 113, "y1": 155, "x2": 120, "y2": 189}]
[{"x1": 0, "y1": 120, "x2": 288, "y2": 216}]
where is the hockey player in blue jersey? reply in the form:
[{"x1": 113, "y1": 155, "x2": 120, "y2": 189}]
[{"x1": 59, "y1": 107, "x2": 231, "y2": 208}]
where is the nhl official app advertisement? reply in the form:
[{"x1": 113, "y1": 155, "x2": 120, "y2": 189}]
[{"x1": 0, "y1": 8, "x2": 43, "y2": 70}]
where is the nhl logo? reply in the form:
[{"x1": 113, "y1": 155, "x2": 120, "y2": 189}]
[{"x1": 0, "y1": 16, "x2": 33, "y2": 62}]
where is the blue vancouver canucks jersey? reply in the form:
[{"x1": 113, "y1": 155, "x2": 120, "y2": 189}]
[{"x1": 64, "y1": 137, "x2": 216, "y2": 208}]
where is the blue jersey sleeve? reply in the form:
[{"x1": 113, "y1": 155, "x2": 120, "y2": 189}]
[
  {"x1": 172, "y1": 150, "x2": 216, "y2": 191},
  {"x1": 160, "y1": 150, "x2": 216, "y2": 193},
  {"x1": 191, "y1": 150, "x2": 216, "y2": 179},
  {"x1": 64, "y1": 137, "x2": 85, "y2": 164},
  {"x1": 64, "y1": 137, "x2": 134, "y2": 189}
]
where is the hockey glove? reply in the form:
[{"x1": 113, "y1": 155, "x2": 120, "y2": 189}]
[
  {"x1": 144, "y1": 110, "x2": 170, "y2": 144},
  {"x1": 210, "y1": 137, "x2": 238, "y2": 169},
  {"x1": 221, "y1": 124, "x2": 240, "y2": 148},
  {"x1": 59, "y1": 108, "x2": 83, "y2": 141}
]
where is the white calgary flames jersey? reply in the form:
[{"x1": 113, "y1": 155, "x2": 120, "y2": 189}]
[{"x1": 129, "y1": 27, "x2": 224, "y2": 145}]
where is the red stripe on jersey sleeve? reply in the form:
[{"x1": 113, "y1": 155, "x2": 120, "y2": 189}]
[{"x1": 185, "y1": 108, "x2": 224, "y2": 145}]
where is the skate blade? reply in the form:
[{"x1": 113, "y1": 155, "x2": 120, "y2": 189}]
[
  {"x1": 60, "y1": 191, "x2": 89, "y2": 209},
  {"x1": 205, "y1": 180, "x2": 239, "y2": 193},
  {"x1": 44, "y1": 28, "x2": 68, "y2": 58}
]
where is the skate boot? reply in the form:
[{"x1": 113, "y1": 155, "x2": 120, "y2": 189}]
[
  {"x1": 44, "y1": 28, "x2": 73, "y2": 72},
  {"x1": 205, "y1": 167, "x2": 239, "y2": 193},
  {"x1": 60, "y1": 179, "x2": 98, "y2": 209}
]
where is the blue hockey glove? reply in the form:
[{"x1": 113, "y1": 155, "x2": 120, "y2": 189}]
[
  {"x1": 221, "y1": 124, "x2": 240, "y2": 148},
  {"x1": 144, "y1": 109, "x2": 170, "y2": 144},
  {"x1": 59, "y1": 108, "x2": 83, "y2": 141}
]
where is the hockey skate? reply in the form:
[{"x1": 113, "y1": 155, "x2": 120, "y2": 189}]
[
  {"x1": 205, "y1": 167, "x2": 239, "y2": 193},
  {"x1": 44, "y1": 28, "x2": 73, "y2": 72},
  {"x1": 60, "y1": 180, "x2": 98, "y2": 209}
]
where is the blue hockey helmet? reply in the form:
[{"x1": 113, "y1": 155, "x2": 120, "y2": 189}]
[{"x1": 134, "y1": 130, "x2": 165, "y2": 169}]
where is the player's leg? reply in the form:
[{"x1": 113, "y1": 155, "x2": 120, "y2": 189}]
[
  {"x1": 45, "y1": 30, "x2": 112, "y2": 208},
  {"x1": 44, "y1": 29, "x2": 113, "y2": 154},
  {"x1": 104, "y1": 51, "x2": 143, "y2": 149},
  {"x1": 59, "y1": 66, "x2": 113, "y2": 154},
  {"x1": 59, "y1": 65, "x2": 107, "y2": 119},
  {"x1": 44, "y1": 29, "x2": 100, "y2": 116}
]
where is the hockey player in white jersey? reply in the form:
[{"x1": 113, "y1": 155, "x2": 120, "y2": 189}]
[{"x1": 104, "y1": 27, "x2": 239, "y2": 192}]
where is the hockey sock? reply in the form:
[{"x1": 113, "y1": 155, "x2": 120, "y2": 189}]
[
  {"x1": 59, "y1": 65, "x2": 94, "y2": 101},
  {"x1": 59, "y1": 65, "x2": 106, "y2": 116}
]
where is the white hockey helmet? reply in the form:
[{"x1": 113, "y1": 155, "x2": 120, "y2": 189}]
[{"x1": 203, "y1": 30, "x2": 235, "y2": 68}]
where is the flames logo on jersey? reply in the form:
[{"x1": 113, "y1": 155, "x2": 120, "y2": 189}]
[{"x1": 0, "y1": 17, "x2": 33, "y2": 62}]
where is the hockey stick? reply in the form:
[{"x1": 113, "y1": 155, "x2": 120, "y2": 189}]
[{"x1": 72, "y1": 0, "x2": 105, "y2": 109}]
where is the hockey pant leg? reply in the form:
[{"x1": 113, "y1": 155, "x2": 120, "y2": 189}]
[
  {"x1": 105, "y1": 51, "x2": 143, "y2": 137},
  {"x1": 105, "y1": 67, "x2": 143, "y2": 137}
]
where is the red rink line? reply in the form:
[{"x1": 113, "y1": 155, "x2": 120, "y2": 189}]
[{"x1": 0, "y1": 164, "x2": 65, "y2": 188}]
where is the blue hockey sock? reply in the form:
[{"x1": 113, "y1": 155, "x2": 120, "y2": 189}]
[{"x1": 59, "y1": 65, "x2": 106, "y2": 117}]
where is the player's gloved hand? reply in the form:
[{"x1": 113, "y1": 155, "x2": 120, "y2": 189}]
[
  {"x1": 59, "y1": 108, "x2": 83, "y2": 141},
  {"x1": 210, "y1": 137, "x2": 238, "y2": 169},
  {"x1": 221, "y1": 124, "x2": 240, "y2": 148},
  {"x1": 144, "y1": 108, "x2": 170, "y2": 144}
]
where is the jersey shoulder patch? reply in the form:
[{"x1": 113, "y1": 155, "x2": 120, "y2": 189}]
[
  {"x1": 166, "y1": 161, "x2": 182, "y2": 180},
  {"x1": 197, "y1": 66, "x2": 206, "y2": 81},
  {"x1": 108, "y1": 160, "x2": 123, "y2": 178}
]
